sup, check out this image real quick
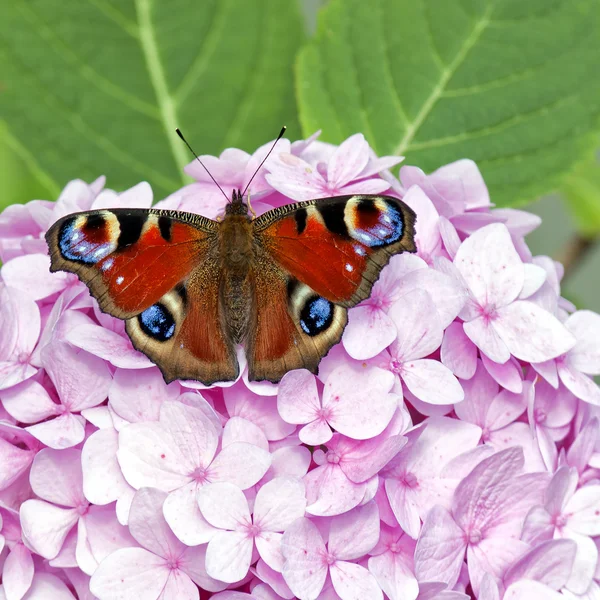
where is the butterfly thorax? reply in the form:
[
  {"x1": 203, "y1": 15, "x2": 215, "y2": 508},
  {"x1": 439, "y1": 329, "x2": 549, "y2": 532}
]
[{"x1": 219, "y1": 213, "x2": 254, "y2": 343}]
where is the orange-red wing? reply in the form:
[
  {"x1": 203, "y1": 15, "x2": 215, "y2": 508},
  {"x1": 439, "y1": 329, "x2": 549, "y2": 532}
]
[{"x1": 253, "y1": 195, "x2": 416, "y2": 307}]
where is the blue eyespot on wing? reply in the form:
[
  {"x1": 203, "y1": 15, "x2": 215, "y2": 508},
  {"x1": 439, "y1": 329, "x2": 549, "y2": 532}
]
[
  {"x1": 300, "y1": 296, "x2": 334, "y2": 336},
  {"x1": 138, "y1": 304, "x2": 176, "y2": 342}
]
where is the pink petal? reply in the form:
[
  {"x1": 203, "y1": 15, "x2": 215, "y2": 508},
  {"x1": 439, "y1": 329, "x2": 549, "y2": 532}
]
[
  {"x1": 401, "y1": 359, "x2": 464, "y2": 405},
  {"x1": 205, "y1": 531, "x2": 254, "y2": 583},
  {"x1": 82, "y1": 428, "x2": 132, "y2": 506},
  {"x1": 277, "y1": 370, "x2": 320, "y2": 425},
  {"x1": 118, "y1": 422, "x2": 192, "y2": 492},
  {"x1": 281, "y1": 518, "x2": 328, "y2": 600},
  {"x1": 414, "y1": 506, "x2": 465, "y2": 589},
  {"x1": 15, "y1": 572, "x2": 77, "y2": 600},
  {"x1": 109, "y1": 368, "x2": 178, "y2": 423},
  {"x1": 340, "y1": 179, "x2": 391, "y2": 196},
  {"x1": 328, "y1": 502, "x2": 380, "y2": 560},
  {"x1": 223, "y1": 416, "x2": 269, "y2": 450},
  {"x1": 441, "y1": 322, "x2": 477, "y2": 380},
  {"x1": 304, "y1": 464, "x2": 366, "y2": 517},
  {"x1": 20, "y1": 500, "x2": 78, "y2": 559},
  {"x1": 454, "y1": 224, "x2": 524, "y2": 307},
  {"x1": 299, "y1": 419, "x2": 333, "y2": 446},
  {"x1": 29, "y1": 448, "x2": 84, "y2": 506},
  {"x1": 464, "y1": 317, "x2": 511, "y2": 364},
  {"x1": 504, "y1": 581, "x2": 563, "y2": 600},
  {"x1": 562, "y1": 529, "x2": 597, "y2": 594},
  {"x1": 66, "y1": 324, "x2": 153, "y2": 369},
  {"x1": 388, "y1": 291, "x2": 443, "y2": 361},
  {"x1": 367, "y1": 551, "x2": 419, "y2": 600},
  {"x1": 26, "y1": 413, "x2": 86, "y2": 449},
  {"x1": 90, "y1": 547, "x2": 169, "y2": 599},
  {"x1": 209, "y1": 442, "x2": 271, "y2": 489},
  {"x1": 330, "y1": 561, "x2": 383, "y2": 600},
  {"x1": 158, "y1": 569, "x2": 199, "y2": 600},
  {"x1": 265, "y1": 154, "x2": 328, "y2": 200},
  {"x1": 453, "y1": 361, "x2": 497, "y2": 426},
  {"x1": 532, "y1": 359, "x2": 559, "y2": 389},
  {"x1": 565, "y1": 485, "x2": 600, "y2": 535},
  {"x1": 0, "y1": 437, "x2": 35, "y2": 491},
  {"x1": 384, "y1": 482, "x2": 421, "y2": 539},
  {"x1": 128, "y1": 488, "x2": 184, "y2": 559},
  {"x1": 466, "y1": 536, "x2": 529, "y2": 596},
  {"x1": 2, "y1": 543, "x2": 34, "y2": 600},
  {"x1": 481, "y1": 354, "x2": 523, "y2": 394},
  {"x1": 254, "y1": 477, "x2": 306, "y2": 532},
  {"x1": 567, "y1": 418, "x2": 598, "y2": 474},
  {"x1": 327, "y1": 134, "x2": 370, "y2": 187},
  {"x1": 485, "y1": 385, "x2": 530, "y2": 431},
  {"x1": 503, "y1": 539, "x2": 576, "y2": 591},
  {"x1": 198, "y1": 482, "x2": 250, "y2": 529},
  {"x1": 255, "y1": 531, "x2": 286, "y2": 572},
  {"x1": 493, "y1": 302, "x2": 576, "y2": 363},
  {"x1": 163, "y1": 482, "x2": 217, "y2": 545},
  {"x1": 0, "y1": 379, "x2": 58, "y2": 423},
  {"x1": 323, "y1": 365, "x2": 396, "y2": 439},
  {"x1": 2, "y1": 254, "x2": 71, "y2": 301},
  {"x1": 558, "y1": 361, "x2": 600, "y2": 405},
  {"x1": 178, "y1": 545, "x2": 228, "y2": 593},
  {"x1": 0, "y1": 287, "x2": 40, "y2": 359},
  {"x1": 564, "y1": 310, "x2": 600, "y2": 374},
  {"x1": 343, "y1": 305, "x2": 397, "y2": 360}
]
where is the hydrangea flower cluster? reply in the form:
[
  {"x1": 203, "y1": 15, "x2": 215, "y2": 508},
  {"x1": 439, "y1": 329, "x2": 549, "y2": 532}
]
[{"x1": 0, "y1": 132, "x2": 599, "y2": 600}]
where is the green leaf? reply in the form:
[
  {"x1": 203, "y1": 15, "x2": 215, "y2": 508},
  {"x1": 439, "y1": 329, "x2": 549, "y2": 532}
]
[
  {"x1": 0, "y1": 0, "x2": 305, "y2": 199},
  {"x1": 560, "y1": 154, "x2": 600, "y2": 236},
  {"x1": 296, "y1": 0, "x2": 600, "y2": 206}
]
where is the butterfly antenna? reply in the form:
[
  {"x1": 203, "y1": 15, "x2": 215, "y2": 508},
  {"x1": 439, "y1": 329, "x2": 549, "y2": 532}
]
[
  {"x1": 241, "y1": 126, "x2": 286, "y2": 198},
  {"x1": 175, "y1": 128, "x2": 230, "y2": 202}
]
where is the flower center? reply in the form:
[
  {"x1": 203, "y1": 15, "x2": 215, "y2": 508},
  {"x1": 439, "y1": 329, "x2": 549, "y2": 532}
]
[
  {"x1": 326, "y1": 451, "x2": 340, "y2": 464},
  {"x1": 17, "y1": 352, "x2": 29, "y2": 365},
  {"x1": 246, "y1": 523, "x2": 261, "y2": 538},
  {"x1": 477, "y1": 304, "x2": 498, "y2": 324},
  {"x1": 401, "y1": 472, "x2": 418, "y2": 488},
  {"x1": 316, "y1": 407, "x2": 332, "y2": 421},
  {"x1": 166, "y1": 557, "x2": 181, "y2": 571},
  {"x1": 76, "y1": 502, "x2": 90, "y2": 516},
  {"x1": 554, "y1": 514, "x2": 567, "y2": 528},
  {"x1": 389, "y1": 542, "x2": 400, "y2": 553},
  {"x1": 467, "y1": 529, "x2": 482, "y2": 545},
  {"x1": 389, "y1": 359, "x2": 403, "y2": 375},
  {"x1": 191, "y1": 466, "x2": 208, "y2": 483},
  {"x1": 323, "y1": 551, "x2": 336, "y2": 566},
  {"x1": 534, "y1": 408, "x2": 547, "y2": 423}
]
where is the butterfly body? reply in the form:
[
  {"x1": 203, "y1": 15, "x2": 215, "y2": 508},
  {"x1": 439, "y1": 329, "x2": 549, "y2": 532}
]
[{"x1": 46, "y1": 193, "x2": 416, "y2": 385}]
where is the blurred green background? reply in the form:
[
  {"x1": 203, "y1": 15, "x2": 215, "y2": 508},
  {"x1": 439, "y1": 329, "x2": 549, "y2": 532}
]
[{"x1": 1, "y1": 0, "x2": 599, "y2": 310}]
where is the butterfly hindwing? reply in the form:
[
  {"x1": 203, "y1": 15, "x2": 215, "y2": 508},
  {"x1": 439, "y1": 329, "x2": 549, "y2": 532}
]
[
  {"x1": 46, "y1": 208, "x2": 239, "y2": 384},
  {"x1": 247, "y1": 194, "x2": 416, "y2": 382}
]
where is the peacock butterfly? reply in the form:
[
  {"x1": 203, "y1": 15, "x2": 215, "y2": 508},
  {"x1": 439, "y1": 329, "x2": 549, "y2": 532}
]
[{"x1": 45, "y1": 134, "x2": 416, "y2": 385}]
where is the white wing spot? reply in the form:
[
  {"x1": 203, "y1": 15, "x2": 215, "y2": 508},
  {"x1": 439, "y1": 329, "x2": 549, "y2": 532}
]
[
  {"x1": 116, "y1": 276, "x2": 124, "y2": 285},
  {"x1": 345, "y1": 263, "x2": 354, "y2": 272}
]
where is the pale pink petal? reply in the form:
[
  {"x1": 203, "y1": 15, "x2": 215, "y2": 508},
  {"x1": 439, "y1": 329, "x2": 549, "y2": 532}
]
[
  {"x1": 454, "y1": 223, "x2": 524, "y2": 307},
  {"x1": 89, "y1": 547, "x2": 169, "y2": 600},
  {"x1": 466, "y1": 537, "x2": 529, "y2": 596},
  {"x1": 178, "y1": 545, "x2": 228, "y2": 593},
  {"x1": 266, "y1": 446, "x2": 311, "y2": 481},
  {"x1": 401, "y1": 360, "x2": 464, "y2": 405},
  {"x1": 305, "y1": 464, "x2": 366, "y2": 517},
  {"x1": 323, "y1": 365, "x2": 396, "y2": 439},
  {"x1": 384, "y1": 481, "x2": 421, "y2": 539},
  {"x1": 20, "y1": 500, "x2": 78, "y2": 559},
  {"x1": 163, "y1": 482, "x2": 217, "y2": 545},
  {"x1": 0, "y1": 379, "x2": 58, "y2": 423},
  {"x1": 15, "y1": 573, "x2": 76, "y2": 600},
  {"x1": 266, "y1": 154, "x2": 328, "y2": 200},
  {"x1": 567, "y1": 419, "x2": 598, "y2": 474},
  {"x1": 493, "y1": 302, "x2": 576, "y2": 363},
  {"x1": 2, "y1": 543, "x2": 34, "y2": 600},
  {"x1": 330, "y1": 561, "x2": 383, "y2": 600},
  {"x1": 532, "y1": 360, "x2": 559, "y2": 389},
  {"x1": 109, "y1": 368, "x2": 179, "y2": 423},
  {"x1": 82, "y1": 428, "x2": 132, "y2": 506},
  {"x1": 0, "y1": 437, "x2": 35, "y2": 491},
  {"x1": 485, "y1": 385, "x2": 530, "y2": 431},
  {"x1": 327, "y1": 134, "x2": 370, "y2": 187},
  {"x1": 343, "y1": 305, "x2": 397, "y2": 360},
  {"x1": 128, "y1": 488, "x2": 184, "y2": 558},
  {"x1": 464, "y1": 317, "x2": 511, "y2": 364},
  {"x1": 388, "y1": 291, "x2": 443, "y2": 361},
  {"x1": 26, "y1": 413, "x2": 86, "y2": 449},
  {"x1": 223, "y1": 416, "x2": 269, "y2": 450},
  {"x1": 158, "y1": 570, "x2": 199, "y2": 600},
  {"x1": 299, "y1": 419, "x2": 333, "y2": 446},
  {"x1": 564, "y1": 310, "x2": 600, "y2": 374},
  {"x1": 414, "y1": 506, "x2": 465, "y2": 589},
  {"x1": 328, "y1": 502, "x2": 380, "y2": 560},
  {"x1": 209, "y1": 442, "x2": 271, "y2": 489},
  {"x1": 254, "y1": 477, "x2": 306, "y2": 532},
  {"x1": 1, "y1": 254, "x2": 69, "y2": 300},
  {"x1": 66, "y1": 324, "x2": 153, "y2": 369},
  {"x1": 277, "y1": 370, "x2": 321, "y2": 425},
  {"x1": 481, "y1": 354, "x2": 523, "y2": 394},
  {"x1": 367, "y1": 551, "x2": 419, "y2": 600},
  {"x1": 340, "y1": 179, "x2": 391, "y2": 196},
  {"x1": 205, "y1": 531, "x2": 253, "y2": 583},
  {"x1": 198, "y1": 482, "x2": 250, "y2": 529},
  {"x1": 439, "y1": 216, "x2": 462, "y2": 258},
  {"x1": 562, "y1": 529, "x2": 597, "y2": 594},
  {"x1": 159, "y1": 401, "x2": 220, "y2": 467},
  {"x1": 281, "y1": 518, "x2": 328, "y2": 600},
  {"x1": 558, "y1": 361, "x2": 600, "y2": 405},
  {"x1": 29, "y1": 448, "x2": 84, "y2": 506},
  {"x1": 503, "y1": 538, "x2": 576, "y2": 590},
  {"x1": 441, "y1": 322, "x2": 477, "y2": 380},
  {"x1": 565, "y1": 485, "x2": 600, "y2": 535},
  {"x1": 504, "y1": 581, "x2": 563, "y2": 600},
  {"x1": 117, "y1": 422, "x2": 191, "y2": 492},
  {"x1": 255, "y1": 531, "x2": 286, "y2": 572}
]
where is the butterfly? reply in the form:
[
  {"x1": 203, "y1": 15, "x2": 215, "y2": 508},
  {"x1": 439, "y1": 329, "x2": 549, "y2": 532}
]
[{"x1": 45, "y1": 189, "x2": 416, "y2": 385}]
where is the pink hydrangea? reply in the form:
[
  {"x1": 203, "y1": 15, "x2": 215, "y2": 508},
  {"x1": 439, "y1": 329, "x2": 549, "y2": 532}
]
[{"x1": 0, "y1": 131, "x2": 599, "y2": 600}]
